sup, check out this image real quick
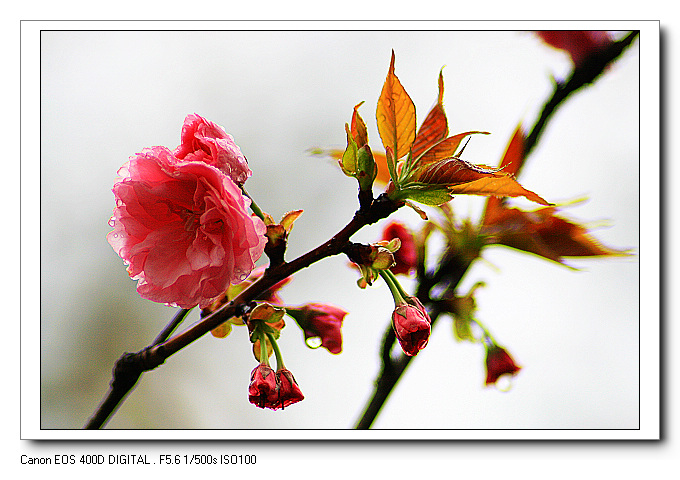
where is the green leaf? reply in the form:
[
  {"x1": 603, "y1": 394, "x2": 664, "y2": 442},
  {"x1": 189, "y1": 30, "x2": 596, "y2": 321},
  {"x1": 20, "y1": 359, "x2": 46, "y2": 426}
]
[{"x1": 396, "y1": 184, "x2": 453, "y2": 206}]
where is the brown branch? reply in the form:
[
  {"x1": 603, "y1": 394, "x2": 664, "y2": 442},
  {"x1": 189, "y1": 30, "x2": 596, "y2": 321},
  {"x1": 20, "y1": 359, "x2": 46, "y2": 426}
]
[
  {"x1": 84, "y1": 307, "x2": 191, "y2": 429},
  {"x1": 85, "y1": 193, "x2": 399, "y2": 429}
]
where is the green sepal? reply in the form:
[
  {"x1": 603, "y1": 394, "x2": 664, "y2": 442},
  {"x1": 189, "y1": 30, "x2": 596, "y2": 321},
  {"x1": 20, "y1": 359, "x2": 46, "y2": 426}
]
[{"x1": 248, "y1": 303, "x2": 286, "y2": 342}]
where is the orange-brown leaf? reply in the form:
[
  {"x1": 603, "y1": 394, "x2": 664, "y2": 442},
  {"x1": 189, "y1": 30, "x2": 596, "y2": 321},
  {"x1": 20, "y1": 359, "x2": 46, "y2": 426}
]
[
  {"x1": 419, "y1": 158, "x2": 549, "y2": 205},
  {"x1": 482, "y1": 206, "x2": 630, "y2": 263},
  {"x1": 413, "y1": 131, "x2": 489, "y2": 173},
  {"x1": 376, "y1": 51, "x2": 416, "y2": 160},
  {"x1": 351, "y1": 102, "x2": 369, "y2": 148},
  {"x1": 483, "y1": 125, "x2": 526, "y2": 223},
  {"x1": 499, "y1": 124, "x2": 526, "y2": 176},
  {"x1": 411, "y1": 69, "x2": 448, "y2": 159}
]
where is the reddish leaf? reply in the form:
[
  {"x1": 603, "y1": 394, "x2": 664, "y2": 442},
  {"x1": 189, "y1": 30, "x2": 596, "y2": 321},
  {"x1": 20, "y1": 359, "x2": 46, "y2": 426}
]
[
  {"x1": 376, "y1": 50, "x2": 416, "y2": 161},
  {"x1": 499, "y1": 124, "x2": 526, "y2": 176},
  {"x1": 482, "y1": 206, "x2": 630, "y2": 264},
  {"x1": 483, "y1": 125, "x2": 527, "y2": 223},
  {"x1": 412, "y1": 131, "x2": 489, "y2": 174},
  {"x1": 418, "y1": 158, "x2": 549, "y2": 205},
  {"x1": 411, "y1": 69, "x2": 448, "y2": 159}
]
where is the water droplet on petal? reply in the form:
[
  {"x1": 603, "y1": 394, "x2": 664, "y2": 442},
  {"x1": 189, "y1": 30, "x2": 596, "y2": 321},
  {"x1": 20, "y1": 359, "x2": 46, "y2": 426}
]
[
  {"x1": 494, "y1": 374, "x2": 514, "y2": 392},
  {"x1": 305, "y1": 337, "x2": 323, "y2": 349}
]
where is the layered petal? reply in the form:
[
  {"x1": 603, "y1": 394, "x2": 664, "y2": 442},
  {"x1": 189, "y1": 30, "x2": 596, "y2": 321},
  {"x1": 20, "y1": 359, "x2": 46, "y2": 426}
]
[{"x1": 108, "y1": 146, "x2": 266, "y2": 308}]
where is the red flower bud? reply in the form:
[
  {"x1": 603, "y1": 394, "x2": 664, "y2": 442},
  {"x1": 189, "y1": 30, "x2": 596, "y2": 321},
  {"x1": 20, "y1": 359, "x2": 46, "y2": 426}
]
[
  {"x1": 485, "y1": 345, "x2": 521, "y2": 386},
  {"x1": 392, "y1": 297, "x2": 431, "y2": 356},
  {"x1": 535, "y1": 31, "x2": 613, "y2": 67},
  {"x1": 276, "y1": 369, "x2": 305, "y2": 409},
  {"x1": 248, "y1": 364, "x2": 278, "y2": 409}
]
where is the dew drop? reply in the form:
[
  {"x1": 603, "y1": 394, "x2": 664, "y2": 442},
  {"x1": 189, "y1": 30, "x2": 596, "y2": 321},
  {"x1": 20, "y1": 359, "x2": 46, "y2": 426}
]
[
  {"x1": 494, "y1": 374, "x2": 514, "y2": 392},
  {"x1": 305, "y1": 337, "x2": 323, "y2": 349}
]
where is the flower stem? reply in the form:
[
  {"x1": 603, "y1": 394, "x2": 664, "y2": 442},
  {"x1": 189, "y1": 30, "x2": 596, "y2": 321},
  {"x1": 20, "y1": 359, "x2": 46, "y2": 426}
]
[
  {"x1": 240, "y1": 186, "x2": 266, "y2": 221},
  {"x1": 259, "y1": 331, "x2": 270, "y2": 366},
  {"x1": 378, "y1": 269, "x2": 406, "y2": 306},
  {"x1": 266, "y1": 332, "x2": 285, "y2": 371},
  {"x1": 384, "y1": 269, "x2": 411, "y2": 303}
]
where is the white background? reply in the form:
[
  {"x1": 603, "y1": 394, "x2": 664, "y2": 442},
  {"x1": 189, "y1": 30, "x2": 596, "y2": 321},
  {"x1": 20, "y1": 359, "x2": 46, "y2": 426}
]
[
  {"x1": 36, "y1": 26, "x2": 641, "y2": 432},
  {"x1": 6, "y1": 9, "x2": 671, "y2": 480}
]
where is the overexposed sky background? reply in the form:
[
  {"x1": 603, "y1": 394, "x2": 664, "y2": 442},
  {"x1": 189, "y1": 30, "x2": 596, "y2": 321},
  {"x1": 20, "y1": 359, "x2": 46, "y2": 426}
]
[{"x1": 34, "y1": 26, "x2": 644, "y2": 435}]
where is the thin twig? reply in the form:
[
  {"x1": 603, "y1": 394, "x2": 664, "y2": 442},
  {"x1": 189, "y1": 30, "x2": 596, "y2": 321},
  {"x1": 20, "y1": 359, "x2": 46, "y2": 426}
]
[{"x1": 85, "y1": 308, "x2": 191, "y2": 429}]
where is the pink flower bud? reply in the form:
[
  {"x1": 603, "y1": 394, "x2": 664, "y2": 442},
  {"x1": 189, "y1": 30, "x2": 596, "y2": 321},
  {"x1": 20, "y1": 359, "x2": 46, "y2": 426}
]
[
  {"x1": 248, "y1": 364, "x2": 279, "y2": 409},
  {"x1": 484, "y1": 345, "x2": 521, "y2": 386},
  {"x1": 292, "y1": 303, "x2": 348, "y2": 354},
  {"x1": 276, "y1": 369, "x2": 304, "y2": 409},
  {"x1": 174, "y1": 113, "x2": 252, "y2": 184},
  {"x1": 392, "y1": 297, "x2": 431, "y2": 356}
]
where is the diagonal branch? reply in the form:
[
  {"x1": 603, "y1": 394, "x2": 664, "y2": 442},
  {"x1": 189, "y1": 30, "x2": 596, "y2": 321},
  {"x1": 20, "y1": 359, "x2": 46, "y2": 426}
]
[
  {"x1": 85, "y1": 193, "x2": 400, "y2": 429},
  {"x1": 84, "y1": 307, "x2": 191, "y2": 429}
]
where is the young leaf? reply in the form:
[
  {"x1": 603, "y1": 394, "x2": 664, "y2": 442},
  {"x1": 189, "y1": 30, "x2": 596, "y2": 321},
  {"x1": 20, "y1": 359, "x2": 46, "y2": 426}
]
[
  {"x1": 483, "y1": 125, "x2": 527, "y2": 223},
  {"x1": 418, "y1": 158, "x2": 549, "y2": 205},
  {"x1": 397, "y1": 185, "x2": 453, "y2": 206},
  {"x1": 340, "y1": 123, "x2": 359, "y2": 176},
  {"x1": 498, "y1": 124, "x2": 526, "y2": 177},
  {"x1": 411, "y1": 131, "x2": 490, "y2": 174},
  {"x1": 280, "y1": 210, "x2": 303, "y2": 233},
  {"x1": 411, "y1": 69, "x2": 448, "y2": 159},
  {"x1": 351, "y1": 102, "x2": 369, "y2": 148},
  {"x1": 482, "y1": 206, "x2": 631, "y2": 264},
  {"x1": 376, "y1": 51, "x2": 416, "y2": 161}
]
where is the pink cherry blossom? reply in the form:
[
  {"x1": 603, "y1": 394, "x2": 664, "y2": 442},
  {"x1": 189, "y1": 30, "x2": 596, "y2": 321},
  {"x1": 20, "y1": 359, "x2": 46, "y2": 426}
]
[
  {"x1": 174, "y1": 113, "x2": 252, "y2": 184},
  {"x1": 107, "y1": 146, "x2": 266, "y2": 309}
]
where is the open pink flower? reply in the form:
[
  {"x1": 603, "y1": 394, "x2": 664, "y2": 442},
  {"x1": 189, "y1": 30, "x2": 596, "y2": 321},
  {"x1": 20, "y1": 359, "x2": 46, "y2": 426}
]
[
  {"x1": 174, "y1": 113, "x2": 252, "y2": 184},
  {"x1": 107, "y1": 146, "x2": 266, "y2": 309}
]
